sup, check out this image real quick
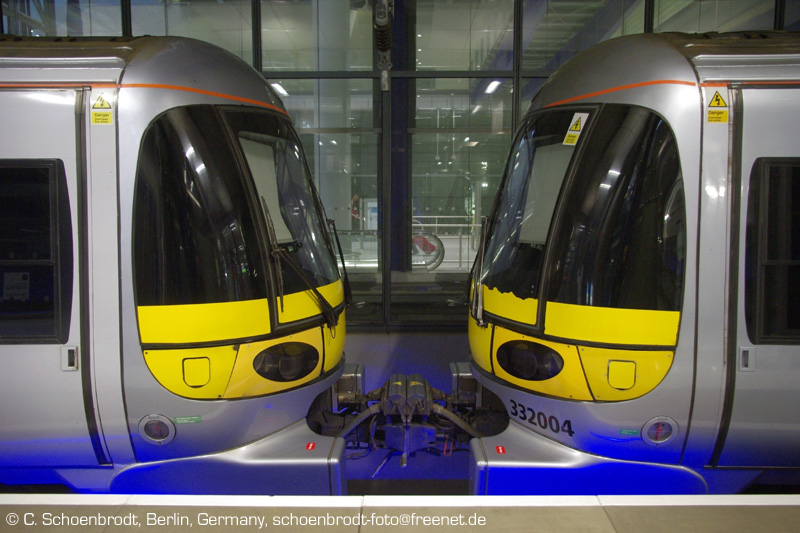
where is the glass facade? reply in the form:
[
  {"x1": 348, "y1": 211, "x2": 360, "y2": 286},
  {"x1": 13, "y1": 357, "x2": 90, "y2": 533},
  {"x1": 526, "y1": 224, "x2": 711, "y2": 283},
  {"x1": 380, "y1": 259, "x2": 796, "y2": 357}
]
[
  {"x1": 521, "y1": 0, "x2": 643, "y2": 73},
  {"x1": 2, "y1": 0, "x2": 122, "y2": 36},
  {"x1": 414, "y1": 0, "x2": 514, "y2": 71},
  {"x1": 1, "y1": 0, "x2": 793, "y2": 328},
  {"x1": 654, "y1": 0, "x2": 775, "y2": 32},
  {"x1": 393, "y1": 75, "x2": 513, "y2": 325},
  {"x1": 261, "y1": 0, "x2": 373, "y2": 72},
  {"x1": 132, "y1": 0, "x2": 252, "y2": 62}
]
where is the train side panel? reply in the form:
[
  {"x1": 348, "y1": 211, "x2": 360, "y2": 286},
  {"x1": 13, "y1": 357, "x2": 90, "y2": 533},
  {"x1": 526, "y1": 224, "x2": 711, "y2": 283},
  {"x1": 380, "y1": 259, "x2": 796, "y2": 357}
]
[
  {"x1": 0, "y1": 87, "x2": 97, "y2": 470},
  {"x1": 716, "y1": 85, "x2": 800, "y2": 467}
]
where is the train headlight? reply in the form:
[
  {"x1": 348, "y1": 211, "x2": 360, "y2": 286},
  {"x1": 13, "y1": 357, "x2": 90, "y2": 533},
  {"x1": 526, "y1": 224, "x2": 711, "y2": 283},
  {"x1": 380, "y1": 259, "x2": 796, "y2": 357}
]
[
  {"x1": 253, "y1": 342, "x2": 319, "y2": 382},
  {"x1": 642, "y1": 416, "x2": 678, "y2": 446},
  {"x1": 496, "y1": 340, "x2": 564, "y2": 381},
  {"x1": 138, "y1": 414, "x2": 176, "y2": 445}
]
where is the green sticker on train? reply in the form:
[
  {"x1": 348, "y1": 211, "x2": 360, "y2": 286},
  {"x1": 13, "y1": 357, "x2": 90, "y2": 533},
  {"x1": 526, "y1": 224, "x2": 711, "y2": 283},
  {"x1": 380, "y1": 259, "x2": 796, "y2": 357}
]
[{"x1": 174, "y1": 415, "x2": 202, "y2": 424}]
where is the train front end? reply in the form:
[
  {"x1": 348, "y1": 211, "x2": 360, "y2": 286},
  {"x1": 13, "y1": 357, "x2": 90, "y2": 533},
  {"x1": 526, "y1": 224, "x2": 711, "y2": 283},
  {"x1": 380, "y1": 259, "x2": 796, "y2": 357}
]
[
  {"x1": 113, "y1": 38, "x2": 348, "y2": 494},
  {"x1": 467, "y1": 33, "x2": 704, "y2": 495}
]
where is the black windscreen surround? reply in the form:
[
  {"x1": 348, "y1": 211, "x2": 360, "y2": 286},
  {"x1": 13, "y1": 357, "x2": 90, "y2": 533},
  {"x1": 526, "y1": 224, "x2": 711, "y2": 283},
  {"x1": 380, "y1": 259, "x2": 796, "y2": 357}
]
[
  {"x1": 545, "y1": 105, "x2": 686, "y2": 312},
  {"x1": 133, "y1": 106, "x2": 268, "y2": 306},
  {"x1": 478, "y1": 104, "x2": 686, "y2": 319},
  {"x1": 479, "y1": 109, "x2": 582, "y2": 301},
  {"x1": 222, "y1": 108, "x2": 338, "y2": 293},
  {"x1": 134, "y1": 105, "x2": 339, "y2": 309}
]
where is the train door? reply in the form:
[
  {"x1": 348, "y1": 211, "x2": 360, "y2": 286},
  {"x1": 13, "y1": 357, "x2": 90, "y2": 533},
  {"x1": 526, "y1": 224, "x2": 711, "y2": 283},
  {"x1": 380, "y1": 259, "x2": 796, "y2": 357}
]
[
  {"x1": 716, "y1": 86, "x2": 800, "y2": 468},
  {"x1": 0, "y1": 88, "x2": 103, "y2": 469}
]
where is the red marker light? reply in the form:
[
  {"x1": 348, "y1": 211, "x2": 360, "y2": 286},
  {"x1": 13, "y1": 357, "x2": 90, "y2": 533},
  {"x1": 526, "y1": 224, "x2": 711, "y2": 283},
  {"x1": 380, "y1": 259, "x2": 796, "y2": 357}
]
[
  {"x1": 496, "y1": 445, "x2": 506, "y2": 454},
  {"x1": 306, "y1": 442, "x2": 316, "y2": 450}
]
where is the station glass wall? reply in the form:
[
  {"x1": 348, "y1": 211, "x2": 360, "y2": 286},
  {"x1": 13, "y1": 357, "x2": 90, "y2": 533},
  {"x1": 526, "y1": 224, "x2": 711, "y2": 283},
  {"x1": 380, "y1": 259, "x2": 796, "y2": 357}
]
[{"x1": 2, "y1": 0, "x2": 796, "y2": 328}]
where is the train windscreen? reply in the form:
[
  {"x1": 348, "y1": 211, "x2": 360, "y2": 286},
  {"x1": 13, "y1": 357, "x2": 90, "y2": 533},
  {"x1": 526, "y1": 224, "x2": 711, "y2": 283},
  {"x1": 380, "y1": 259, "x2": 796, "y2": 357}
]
[
  {"x1": 479, "y1": 104, "x2": 685, "y2": 314},
  {"x1": 224, "y1": 108, "x2": 338, "y2": 294},
  {"x1": 479, "y1": 109, "x2": 582, "y2": 302},
  {"x1": 133, "y1": 105, "x2": 337, "y2": 307}
]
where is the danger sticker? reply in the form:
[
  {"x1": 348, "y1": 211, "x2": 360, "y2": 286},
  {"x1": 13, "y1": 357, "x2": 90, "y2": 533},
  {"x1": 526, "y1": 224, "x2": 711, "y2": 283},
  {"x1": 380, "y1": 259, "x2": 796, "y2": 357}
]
[
  {"x1": 563, "y1": 113, "x2": 589, "y2": 145},
  {"x1": 92, "y1": 94, "x2": 112, "y2": 109},
  {"x1": 707, "y1": 90, "x2": 728, "y2": 123},
  {"x1": 92, "y1": 111, "x2": 113, "y2": 125}
]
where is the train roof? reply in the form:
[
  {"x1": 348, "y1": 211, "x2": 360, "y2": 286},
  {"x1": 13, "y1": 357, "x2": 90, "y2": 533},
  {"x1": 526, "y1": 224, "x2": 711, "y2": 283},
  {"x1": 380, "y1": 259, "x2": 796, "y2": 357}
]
[
  {"x1": 0, "y1": 35, "x2": 286, "y2": 115},
  {"x1": 530, "y1": 31, "x2": 800, "y2": 111}
]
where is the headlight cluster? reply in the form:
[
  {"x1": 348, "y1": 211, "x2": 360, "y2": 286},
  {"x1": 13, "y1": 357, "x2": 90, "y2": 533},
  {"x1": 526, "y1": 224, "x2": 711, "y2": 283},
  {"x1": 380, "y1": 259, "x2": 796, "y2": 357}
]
[
  {"x1": 252, "y1": 342, "x2": 319, "y2": 382},
  {"x1": 496, "y1": 340, "x2": 564, "y2": 381}
]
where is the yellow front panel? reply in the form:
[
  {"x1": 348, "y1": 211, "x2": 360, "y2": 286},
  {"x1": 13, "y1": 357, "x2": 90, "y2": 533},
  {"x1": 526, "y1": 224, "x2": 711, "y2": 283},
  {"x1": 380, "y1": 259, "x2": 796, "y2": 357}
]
[
  {"x1": 277, "y1": 279, "x2": 345, "y2": 324},
  {"x1": 482, "y1": 285, "x2": 538, "y2": 326},
  {"x1": 144, "y1": 345, "x2": 237, "y2": 399},
  {"x1": 544, "y1": 301, "x2": 680, "y2": 346},
  {"x1": 492, "y1": 326, "x2": 593, "y2": 401},
  {"x1": 579, "y1": 346, "x2": 674, "y2": 401},
  {"x1": 183, "y1": 357, "x2": 211, "y2": 387},
  {"x1": 323, "y1": 310, "x2": 346, "y2": 372},
  {"x1": 468, "y1": 319, "x2": 493, "y2": 372},
  {"x1": 223, "y1": 328, "x2": 324, "y2": 398},
  {"x1": 607, "y1": 360, "x2": 636, "y2": 390},
  {"x1": 137, "y1": 299, "x2": 271, "y2": 344}
]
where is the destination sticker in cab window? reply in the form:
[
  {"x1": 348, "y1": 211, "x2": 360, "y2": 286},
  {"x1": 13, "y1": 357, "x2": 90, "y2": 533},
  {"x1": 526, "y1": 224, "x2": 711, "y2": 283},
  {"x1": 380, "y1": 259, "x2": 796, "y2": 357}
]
[{"x1": 563, "y1": 113, "x2": 589, "y2": 145}]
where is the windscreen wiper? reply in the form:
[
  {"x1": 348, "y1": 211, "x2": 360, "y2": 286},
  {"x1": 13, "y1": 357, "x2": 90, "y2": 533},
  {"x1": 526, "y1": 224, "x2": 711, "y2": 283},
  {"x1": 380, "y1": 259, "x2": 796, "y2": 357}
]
[
  {"x1": 470, "y1": 216, "x2": 489, "y2": 326},
  {"x1": 327, "y1": 218, "x2": 352, "y2": 305},
  {"x1": 262, "y1": 196, "x2": 338, "y2": 328}
]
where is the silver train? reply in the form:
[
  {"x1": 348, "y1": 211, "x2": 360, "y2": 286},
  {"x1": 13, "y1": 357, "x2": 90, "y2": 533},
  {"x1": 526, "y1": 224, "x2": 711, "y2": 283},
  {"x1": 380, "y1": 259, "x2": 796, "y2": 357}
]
[
  {"x1": 468, "y1": 31, "x2": 800, "y2": 494},
  {"x1": 0, "y1": 36, "x2": 347, "y2": 494}
]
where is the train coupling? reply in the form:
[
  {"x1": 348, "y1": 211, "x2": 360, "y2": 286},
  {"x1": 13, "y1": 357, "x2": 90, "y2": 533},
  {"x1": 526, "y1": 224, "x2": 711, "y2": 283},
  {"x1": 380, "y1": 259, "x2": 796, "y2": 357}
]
[{"x1": 306, "y1": 363, "x2": 508, "y2": 472}]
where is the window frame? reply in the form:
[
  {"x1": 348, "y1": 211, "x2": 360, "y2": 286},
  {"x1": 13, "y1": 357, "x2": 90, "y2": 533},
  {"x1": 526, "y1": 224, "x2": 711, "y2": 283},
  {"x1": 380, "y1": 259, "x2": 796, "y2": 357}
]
[
  {"x1": 745, "y1": 157, "x2": 800, "y2": 344},
  {"x1": 0, "y1": 159, "x2": 73, "y2": 344}
]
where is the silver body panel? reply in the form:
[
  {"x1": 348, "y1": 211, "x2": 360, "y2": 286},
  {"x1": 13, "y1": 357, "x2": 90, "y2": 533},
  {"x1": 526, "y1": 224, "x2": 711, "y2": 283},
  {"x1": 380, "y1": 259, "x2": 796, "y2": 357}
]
[
  {"x1": 110, "y1": 420, "x2": 346, "y2": 496},
  {"x1": 717, "y1": 86, "x2": 800, "y2": 467},
  {"x1": 0, "y1": 37, "x2": 344, "y2": 494},
  {"x1": 0, "y1": 88, "x2": 99, "y2": 468},
  {"x1": 470, "y1": 419, "x2": 707, "y2": 495},
  {"x1": 473, "y1": 32, "x2": 800, "y2": 494}
]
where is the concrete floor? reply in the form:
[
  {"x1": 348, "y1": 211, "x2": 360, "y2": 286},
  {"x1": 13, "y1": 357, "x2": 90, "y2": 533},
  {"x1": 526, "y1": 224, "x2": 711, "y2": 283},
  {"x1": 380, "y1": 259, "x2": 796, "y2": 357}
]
[{"x1": 2, "y1": 494, "x2": 800, "y2": 532}]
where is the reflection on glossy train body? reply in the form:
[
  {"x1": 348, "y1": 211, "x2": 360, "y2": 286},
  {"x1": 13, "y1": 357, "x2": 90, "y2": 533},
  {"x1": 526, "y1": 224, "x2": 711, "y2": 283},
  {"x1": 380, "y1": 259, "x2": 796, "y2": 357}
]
[
  {"x1": 0, "y1": 36, "x2": 346, "y2": 494},
  {"x1": 468, "y1": 31, "x2": 800, "y2": 495}
]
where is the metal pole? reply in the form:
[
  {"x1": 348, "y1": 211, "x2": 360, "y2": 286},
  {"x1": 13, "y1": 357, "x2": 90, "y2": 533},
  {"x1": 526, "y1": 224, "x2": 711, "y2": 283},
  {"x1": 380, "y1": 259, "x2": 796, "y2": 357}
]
[{"x1": 252, "y1": 0, "x2": 262, "y2": 71}]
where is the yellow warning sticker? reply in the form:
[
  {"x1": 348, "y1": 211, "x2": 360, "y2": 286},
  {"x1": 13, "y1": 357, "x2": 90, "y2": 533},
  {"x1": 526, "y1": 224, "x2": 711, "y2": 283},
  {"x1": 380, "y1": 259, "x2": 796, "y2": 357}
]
[
  {"x1": 92, "y1": 94, "x2": 112, "y2": 109},
  {"x1": 708, "y1": 90, "x2": 728, "y2": 123},
  {"x1": 563, "y1": 112, "x2": 589, "y2": 146},
  {"x1": 709, "y1": 91, "x2": 727, "y2": 107},
  {"x1": 92, "y1": 112, "x2": 113, "y2": 125}
]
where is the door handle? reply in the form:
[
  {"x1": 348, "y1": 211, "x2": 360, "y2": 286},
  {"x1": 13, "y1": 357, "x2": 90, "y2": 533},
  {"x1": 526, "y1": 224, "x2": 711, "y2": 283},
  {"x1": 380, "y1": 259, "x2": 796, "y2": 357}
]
[
  {"x1": 738, "y1": 347, "x2": 755, "y2": 372},
  {"x1": 61, "y1": 346, "x2": 79, "y2": 371}
]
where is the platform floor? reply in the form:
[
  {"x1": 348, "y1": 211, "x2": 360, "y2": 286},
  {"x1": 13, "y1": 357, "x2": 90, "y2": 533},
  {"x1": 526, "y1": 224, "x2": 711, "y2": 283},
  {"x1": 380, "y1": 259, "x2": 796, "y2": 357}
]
[{"x1": 2, "y1": 494, "x2": 800, "y2": 532}]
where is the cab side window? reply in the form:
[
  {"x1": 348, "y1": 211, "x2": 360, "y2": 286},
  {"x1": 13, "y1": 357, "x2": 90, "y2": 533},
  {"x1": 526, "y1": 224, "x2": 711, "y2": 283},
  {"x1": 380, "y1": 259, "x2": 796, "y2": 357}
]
[
  {"x1": 746, "y1": 159, "x2": 800, "y2": 343},
  {"x1": 0, "y1": 160, "x2": 72, "y2": 343}
]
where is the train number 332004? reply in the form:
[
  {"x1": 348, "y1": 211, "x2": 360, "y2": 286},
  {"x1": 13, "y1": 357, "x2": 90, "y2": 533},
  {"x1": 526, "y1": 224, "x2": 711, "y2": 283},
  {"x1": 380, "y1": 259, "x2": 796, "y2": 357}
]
[{"x1": 509, "y1": 399, "x2": 575, "y2": 437}]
